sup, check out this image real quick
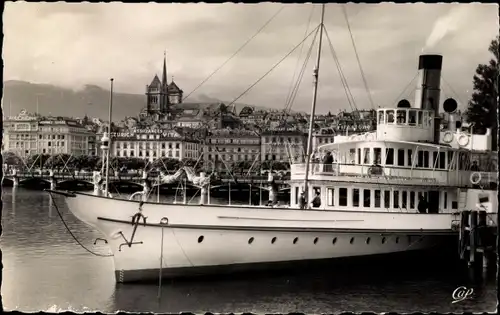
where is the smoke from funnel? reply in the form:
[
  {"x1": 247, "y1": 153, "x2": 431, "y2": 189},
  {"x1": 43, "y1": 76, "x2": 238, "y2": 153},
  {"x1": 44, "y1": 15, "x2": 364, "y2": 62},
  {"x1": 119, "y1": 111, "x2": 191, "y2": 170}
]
[{"x1": 424, "y1": 6, "x2": 468, "y2": 51}]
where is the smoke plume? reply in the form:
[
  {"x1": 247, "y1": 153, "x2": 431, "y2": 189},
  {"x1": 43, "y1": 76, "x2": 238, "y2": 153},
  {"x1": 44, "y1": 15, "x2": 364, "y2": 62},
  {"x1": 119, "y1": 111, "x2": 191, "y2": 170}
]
[{"x1": 424, "y1": 6, "x2": 468, "y2": 51}]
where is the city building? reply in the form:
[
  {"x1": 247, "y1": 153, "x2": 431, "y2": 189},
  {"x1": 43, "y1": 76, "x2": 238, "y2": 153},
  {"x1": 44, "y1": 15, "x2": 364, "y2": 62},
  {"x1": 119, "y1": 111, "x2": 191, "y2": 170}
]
[
  {"x1": 140, "y1": 53, "x2": 183, "y2": 121},
  {"x1": 2, "y1": 109, "x2": 93, "y2": 158},
  {"x1": 110, "y1": 127, "x2": 200, "y2": 163},
  {"x1": 261, "y1": 125, "x2": 307, "y2": 163},
  {"x1": 313, "y1": 127, "x2": 336, "y2": 151},
  {"x1": 202, "y1": 129, "x2": 261, "y2": 168}
]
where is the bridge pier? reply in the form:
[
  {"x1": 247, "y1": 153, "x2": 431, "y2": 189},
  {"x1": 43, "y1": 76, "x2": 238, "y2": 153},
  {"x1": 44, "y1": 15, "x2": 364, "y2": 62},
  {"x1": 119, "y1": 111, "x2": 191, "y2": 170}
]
[
  {"x1": 48, "y1": 170, "x2": 57, "y2": 190},
  {"x1": 142, "y1": 171, "x2": 150, "y2": 202}
]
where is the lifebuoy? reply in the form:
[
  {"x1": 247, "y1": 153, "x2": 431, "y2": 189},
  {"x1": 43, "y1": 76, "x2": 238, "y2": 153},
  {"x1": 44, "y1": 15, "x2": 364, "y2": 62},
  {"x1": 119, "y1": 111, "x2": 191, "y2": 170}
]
[
  {"x1": 457, "y1": 133, "x2": 469, "y2": 147},
  {"x1": 443, "y1": 131, "x2": 454, "y2": 143},
  {"x1": 470, "y1": 172, "x2": 482, "y2": 185}
]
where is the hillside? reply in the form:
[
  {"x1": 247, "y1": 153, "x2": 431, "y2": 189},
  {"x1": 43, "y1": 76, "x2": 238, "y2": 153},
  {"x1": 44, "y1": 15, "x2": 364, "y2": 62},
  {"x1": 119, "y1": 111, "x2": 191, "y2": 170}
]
[{"x1": 2, "y1": 80, "x2": 276, "y2": 121}]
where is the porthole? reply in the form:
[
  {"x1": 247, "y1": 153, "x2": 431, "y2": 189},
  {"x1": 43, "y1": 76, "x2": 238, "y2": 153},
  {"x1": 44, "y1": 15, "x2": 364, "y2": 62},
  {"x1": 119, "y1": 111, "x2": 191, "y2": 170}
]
[
  {"x1": 350, "y1": 237, "x2": 354, "y2": 244},
  {"x1": 332, "y1": 237, "x2": 337, "y2": 245},
  {"x1": 271, "y1": 237, "x2": 277, "y2": 244},
  {"x1": 248, "y1": 237, "x2": 254, "y2": 244},
  {"x1": 198, "y1": 236, "x2": 204, "y2": 243},
  {"x1": 293, "y1": 237, "x2": 299, "y2": 244},
  {"x1": 313, "y1": 237, "x2": 319, "y2": 244},
  {"x1": 382, "y1": 237, "x2": 386, "y2": 244},
  {"x1": 366, "y1": 237, "x2": 371, "y2": 244},
  {"x1": 395, "y1": 237, "x2": 400, "y2": 244}
]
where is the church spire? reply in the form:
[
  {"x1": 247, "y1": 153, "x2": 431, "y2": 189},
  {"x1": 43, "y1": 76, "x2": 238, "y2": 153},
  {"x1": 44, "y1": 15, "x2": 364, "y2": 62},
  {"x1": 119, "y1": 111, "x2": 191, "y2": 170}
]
[{"x1": 162, "y1": 50, "x2": 167, "y2": 87}]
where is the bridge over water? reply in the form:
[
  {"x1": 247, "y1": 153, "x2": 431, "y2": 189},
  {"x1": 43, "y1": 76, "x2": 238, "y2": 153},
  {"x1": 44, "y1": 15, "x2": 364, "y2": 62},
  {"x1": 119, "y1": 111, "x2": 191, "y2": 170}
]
[{"x1": 1, "y1": 170, "x2": 290, "y2": 192}]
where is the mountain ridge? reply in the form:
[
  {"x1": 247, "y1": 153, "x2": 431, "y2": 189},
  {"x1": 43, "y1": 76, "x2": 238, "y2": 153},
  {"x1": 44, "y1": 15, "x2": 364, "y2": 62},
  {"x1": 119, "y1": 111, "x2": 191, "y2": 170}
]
[{"x1": 2, "y1": 80, "x2": 288, "y2": 121}]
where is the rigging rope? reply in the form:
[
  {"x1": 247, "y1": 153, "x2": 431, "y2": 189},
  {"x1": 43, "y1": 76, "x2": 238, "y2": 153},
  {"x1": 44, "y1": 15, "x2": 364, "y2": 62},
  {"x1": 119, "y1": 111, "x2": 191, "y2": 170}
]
[
  {"x1": 323, "y1": 26, "x2": 358, "y2": 113},
  {"x1": 47, "y1": 191, "x2": 113, "y2": 257},
  {"x1": 284, "y1": 5, "x2": 315, "y2": 107},
  {"x1": 341, "y1": 5, "x2": 375, "y2": 109},
  {"x1": 183, "y1": 6, "x2": 285, "y2": 102},
  {"x1": 227, "y1": 24, "x2": 321, "y2": 108}
]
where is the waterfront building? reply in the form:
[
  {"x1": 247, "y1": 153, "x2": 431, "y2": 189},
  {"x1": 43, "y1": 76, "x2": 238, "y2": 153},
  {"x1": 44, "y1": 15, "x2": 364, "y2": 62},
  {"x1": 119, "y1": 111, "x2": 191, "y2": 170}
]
[
  {"x1": 110, "y1": 127, "x2": 200, "y2": 163},
  {"x1": 261, "y1": 125, "x2": 307, "y2": 163},
  {"x1": 203, "y1": 128, "x2": 260, "y2": 168},
  {"x1": 2, "y1": 109, "x2": 93, "y2": 158}
]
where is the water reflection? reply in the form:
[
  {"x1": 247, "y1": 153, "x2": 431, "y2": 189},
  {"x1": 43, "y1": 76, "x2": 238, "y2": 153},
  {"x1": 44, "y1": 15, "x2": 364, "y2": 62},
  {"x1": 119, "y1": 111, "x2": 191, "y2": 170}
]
[{"x1": 0, "y1": 187, "x2": 497, "y2": 313}]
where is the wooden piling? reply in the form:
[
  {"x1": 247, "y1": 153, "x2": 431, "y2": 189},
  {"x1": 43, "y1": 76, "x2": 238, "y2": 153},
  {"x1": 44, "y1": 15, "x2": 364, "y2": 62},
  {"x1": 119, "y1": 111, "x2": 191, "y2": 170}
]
[
  {"x1": 468, "y1": 210, "x2": 478, "y2": 268},
  {"x1": 459, "y1": 210, "x2": 470, "y2": 260}
]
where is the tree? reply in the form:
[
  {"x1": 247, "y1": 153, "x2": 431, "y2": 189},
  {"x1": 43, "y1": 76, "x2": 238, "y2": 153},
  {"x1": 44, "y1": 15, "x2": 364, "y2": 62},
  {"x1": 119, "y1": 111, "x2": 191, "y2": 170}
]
[
  {"x1": 465, "y1": 36, "x2": 499, "y2": 151},
  {"x1": 25, "y1": 153, "x2": 51, "y2": 170},
  {"x1": 2, "y1": 151, "x2": 25, "y2": 168}
]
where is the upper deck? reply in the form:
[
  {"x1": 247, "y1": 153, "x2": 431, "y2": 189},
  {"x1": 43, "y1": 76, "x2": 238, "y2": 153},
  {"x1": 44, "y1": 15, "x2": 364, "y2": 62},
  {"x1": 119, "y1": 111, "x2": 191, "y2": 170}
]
[{"x1": 291, "y1": 138, "x2": 497, "y2": 188}]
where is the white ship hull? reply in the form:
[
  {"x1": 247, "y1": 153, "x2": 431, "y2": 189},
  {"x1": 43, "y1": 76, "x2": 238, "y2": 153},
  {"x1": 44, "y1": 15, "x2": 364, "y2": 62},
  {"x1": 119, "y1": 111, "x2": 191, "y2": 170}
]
[{"x1": 54, "y1": 191, "x2": 459, "y2": 283}]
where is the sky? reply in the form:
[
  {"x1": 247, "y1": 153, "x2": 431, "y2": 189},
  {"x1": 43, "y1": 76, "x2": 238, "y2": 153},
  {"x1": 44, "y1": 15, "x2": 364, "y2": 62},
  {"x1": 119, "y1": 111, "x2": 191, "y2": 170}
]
[{"x1": 3, "y1": 2, "x2": 499, "y2": 113}]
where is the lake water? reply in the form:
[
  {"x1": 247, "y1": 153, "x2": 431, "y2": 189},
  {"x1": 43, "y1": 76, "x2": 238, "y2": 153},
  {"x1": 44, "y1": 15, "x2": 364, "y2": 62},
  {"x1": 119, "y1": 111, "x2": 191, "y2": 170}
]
[{"x1": 0, "y1": 187, "x2": 497, "y2": 313}]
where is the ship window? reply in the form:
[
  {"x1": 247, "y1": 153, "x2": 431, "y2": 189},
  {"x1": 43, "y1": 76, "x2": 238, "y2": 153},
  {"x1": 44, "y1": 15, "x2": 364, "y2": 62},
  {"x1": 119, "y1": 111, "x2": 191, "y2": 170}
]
[
  {"x1": 394, "y1": 191, "x2": 400, "y2": 209},
  {"x1": 357, "y1": 148, "x2": 361, "y2": 164},
  {"x1": 327, "y1": 188, "x2": 335, "y2": 206},
  {"x1": 417, "y1": 111, "x2": 423, "y2": 126},
  {"x1": 443, "y1": 192, "x2": 448, "y2": 209},
  {"x1": 385, "y1": 148, "x2": 394, "y2": 165},
  {"x1": 363, "y1": 189, "x2": 371, "y2": 207},
  {"x1": 447, "y1": 152, "x2": 454, "y2": 169},
  {"x1": 417, "y1": 151, "x2": 424, "y2": 167},
  {"x1": 349, "y1": 149, "x2": 356, "y2": 164},
  {"x1": 386, "y1": 110, "x2": 395, "y2": 123},
  {"x1": 452, "y1": 201, "x2": 458, "y2": 209},
  {"x1": 423, "y1": 112, "x2": 428, "y2": 127},
  {"x1": 384, "y1": 190, "x2": 391, "y2": 208},
  {"x1": 410, "y1": 191, "x2": 415, "y2": 209},
  {"x1": 407, "y1": 149, "x2": 413, "y2": 167},
  {"x1": 339, "y1": 188, "x2": 348, "y2": 206},
  {"x1": 363, "y1": 148, "x2": 370, "y2": 164},
  {"x1": 373, "y1": 148, "x2": 382, "y2": 165},
  {"x1": 402, "y1": 191, "x2": 407, "y2": 209},
  {"x1": 408, "y1": 110, "x2": 417, "y2": 125},
  {"x1": 432, "y1": 151, "x2": 438, "y2": 169},
  {"x1": 397, "y1": 149, "x2": 405, "y2": 166},
  {"x1": 423, "y1": 151, "x2": 429, "y2": 168},
  {"x1": 378, "y1": 111, "x2": 385, "y2": 124},
  {"x1": 439, "y1": 152, "x2": 446, "y2": 169},
  {"x1": 198, "y1": 236, "x2": 204, "y2": 243},
  {"x1": 353, "y1": 189, "x2": 360, "y2": 207},
  {"x1": 374, "y1": 190, "x2": 381, "y2": 207},
  {"x1": 396, "y1": 110, "x2": 407, "y2": 124}
]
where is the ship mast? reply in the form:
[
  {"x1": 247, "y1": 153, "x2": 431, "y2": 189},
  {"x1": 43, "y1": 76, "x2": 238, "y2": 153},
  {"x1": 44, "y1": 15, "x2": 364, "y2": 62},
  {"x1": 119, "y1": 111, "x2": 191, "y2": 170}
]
[
  {"x1": 303, "y1": 4, "x2": 325, "y2": 202},
  {"x1": 104, "y1": 78, "x2": 114, "y2": 196}
]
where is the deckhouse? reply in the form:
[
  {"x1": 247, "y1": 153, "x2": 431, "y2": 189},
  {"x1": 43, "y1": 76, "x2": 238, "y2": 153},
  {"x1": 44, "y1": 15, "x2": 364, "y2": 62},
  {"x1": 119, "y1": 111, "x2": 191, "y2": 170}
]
[{"x1": 289, "y1": 55, "x2": 498, "y2": 217}]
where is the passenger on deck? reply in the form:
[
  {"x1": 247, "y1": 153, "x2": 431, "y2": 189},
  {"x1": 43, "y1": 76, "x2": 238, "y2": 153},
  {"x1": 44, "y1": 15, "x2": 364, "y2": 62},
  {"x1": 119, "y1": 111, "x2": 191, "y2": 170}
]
[
  {"x1": 417, "y1": 195, "x2": 428, "y2": 214},
  {"x1": 323, "y1": 151, "x2": 334, "y2": 172},
  {"x1": 298, "y1": 192, "x2": 306, "y2": 209},
  {"x1": 311, "y1": 191, "x2": 321, "y2": 208},
  {"x1": 470, "y1": 161, "x2": 480, "y2": 172}
]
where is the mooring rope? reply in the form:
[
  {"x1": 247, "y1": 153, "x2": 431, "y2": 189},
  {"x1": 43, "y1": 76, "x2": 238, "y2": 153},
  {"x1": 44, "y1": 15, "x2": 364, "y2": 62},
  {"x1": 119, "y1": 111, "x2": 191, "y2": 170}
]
[{"x1": 48, "y1": 191, "x2": 113, "y2": 257}]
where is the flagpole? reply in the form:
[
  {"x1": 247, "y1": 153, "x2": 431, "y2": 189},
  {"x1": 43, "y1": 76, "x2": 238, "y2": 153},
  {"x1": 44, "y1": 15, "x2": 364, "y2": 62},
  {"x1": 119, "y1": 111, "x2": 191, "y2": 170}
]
[{"x1": 104, "y1": 78, "x2": 114, "y2": 196}]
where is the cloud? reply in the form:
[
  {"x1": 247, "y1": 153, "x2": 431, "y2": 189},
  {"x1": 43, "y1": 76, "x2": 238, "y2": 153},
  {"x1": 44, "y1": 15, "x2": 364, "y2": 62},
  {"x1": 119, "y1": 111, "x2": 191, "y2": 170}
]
[{"x1": 3, "y1": 2, "x2": 498, "y2": 113}]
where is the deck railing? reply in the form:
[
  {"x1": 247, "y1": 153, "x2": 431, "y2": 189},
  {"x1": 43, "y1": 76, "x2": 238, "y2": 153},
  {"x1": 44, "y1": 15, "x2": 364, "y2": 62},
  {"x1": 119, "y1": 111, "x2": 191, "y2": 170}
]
[{"x1": 291, "y1": 163, "x2": 498, "y2": 187}]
